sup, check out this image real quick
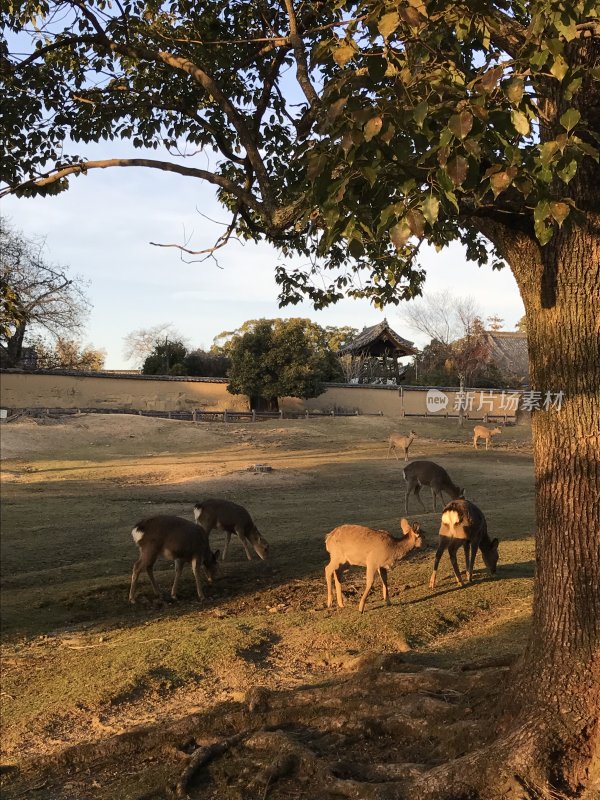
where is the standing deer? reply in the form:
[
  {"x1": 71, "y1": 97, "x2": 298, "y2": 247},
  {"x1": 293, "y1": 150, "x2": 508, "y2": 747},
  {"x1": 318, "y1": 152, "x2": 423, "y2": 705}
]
[
  {"x1": 325, "y1": 519, "x2": 424, "y2": 613},
  {"x1": 387, "y1": 430, "x2": 417, "y2": 461},
  {"x1": 194, "y1": 498, "x2": 269, "y2": 561},
  {"x1": 129, "y1": 515, "x2": 219, "y2": 603},
  {"x1": 429, "y1": 499, "x2": 499, "y2": 589},
  {"x1": 403, "y1": 460, "x2": 464, "y2": 514},
  {"x1": 473, "y1": 425, "x2": 502, "y2": 450}
]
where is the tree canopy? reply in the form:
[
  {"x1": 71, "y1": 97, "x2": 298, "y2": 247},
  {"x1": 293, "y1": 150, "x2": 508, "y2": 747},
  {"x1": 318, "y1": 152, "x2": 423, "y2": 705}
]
[
  {"x1": 223, "y1": 318, "x2": 343, "y2": 408},
  {"x1": 2, "y1": 1, "x2": 597, "y2": 306},
  {"x1": 31, "y1": 335, "x2": 106, "y2": 370}
]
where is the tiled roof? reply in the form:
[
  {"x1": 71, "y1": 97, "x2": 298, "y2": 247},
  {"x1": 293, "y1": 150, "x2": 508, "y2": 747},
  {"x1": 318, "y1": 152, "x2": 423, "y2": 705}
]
[
  {"x1": 485, "y1": 331, "x2": 529, "y2": 383},
  {"x1": 339, "y1": 319, "x2": 418, "y2": 356}
]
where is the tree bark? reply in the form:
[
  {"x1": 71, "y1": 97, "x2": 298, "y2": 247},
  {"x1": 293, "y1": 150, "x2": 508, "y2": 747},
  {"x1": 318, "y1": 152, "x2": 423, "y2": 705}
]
[
  {"x1": 475, "y1": 213, "x2": 600, "y2": 794},
  {"x1": 2, "y1": 321, "x2": 27, "y2": 367}
]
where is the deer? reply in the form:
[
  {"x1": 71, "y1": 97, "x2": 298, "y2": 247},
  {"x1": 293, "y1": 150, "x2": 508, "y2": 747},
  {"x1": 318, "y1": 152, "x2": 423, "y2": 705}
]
[
  {"x1": 129, "y1": 515, "x2": 220, "y2": 603},
  {"x1": 473, "y1": 425, "x2": 502, "y2": 450},
  {"x1": 429, "y1": 499, "x2": 499, "y2": 590},
  {"x1": 325, "y1": 519, "x2": 424, "y2": 613},
  {"x1": 193, "y1": 498, "x2": 269, "y2": 561},
  {"x1": 403, "y1": 460, "x2": 464, "y2": 514},
  {"x1": 387, "y1": 430, "x2": 417, "y2": 462}
]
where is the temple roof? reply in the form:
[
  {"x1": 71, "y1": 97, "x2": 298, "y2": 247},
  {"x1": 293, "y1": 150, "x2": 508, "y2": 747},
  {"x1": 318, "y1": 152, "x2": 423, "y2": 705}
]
[
  {"x1": 339, "y1": 319, "x2": 418, "y2": 357},
  {"x1": 484, "y1": 331, "x2": 529, "y2": 384}
]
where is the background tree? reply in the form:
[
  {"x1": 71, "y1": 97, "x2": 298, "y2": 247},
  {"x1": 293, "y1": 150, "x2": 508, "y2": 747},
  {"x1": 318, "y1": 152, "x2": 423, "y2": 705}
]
[
  {"x1": 123, "y1": 324, "x2": 180, "y2": 368},
  {"x1": 224, "y1": 318, "x2": 343, "y2": 410},
  {"x1": 142, "y1": 339, "x2": 188, "y2": 376},
  {"x1": 486, "y1": 315, "x2": 505, "y2": 332},
  {"x1": 516, "y1": 315, "x2": 528, "y2": 333},
  {"x1": 2, "y1": 1, "x2": 599, "y2": 794},
  {"x1": 30, "y1": 336, "x2": 105, "y2": 371},
  {"x1": 183, "y1": 349, "x2": 230, "y2": 378},
  {"x1": 0, "y1": 220, "x2": 89, "y2": 367}
]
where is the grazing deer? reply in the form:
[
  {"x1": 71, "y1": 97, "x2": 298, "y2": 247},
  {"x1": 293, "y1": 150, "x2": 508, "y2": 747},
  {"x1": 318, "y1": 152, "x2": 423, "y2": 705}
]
[
  {"x1": 387, "y1": 430, "x2": 417, "y2": 462},
  {"x1": 429, "y1": 499, "x2": 499, "y2": 589},
  {"x1": 194, "y1": 498, "x2": 269, "y2": 561},
  {"x1": 325, "y1": 519, "x2": 424, "y2": 613},
  {"x1": 403, "y1": 460, "x2": 464, "y2": 514},
  {"x1": 473, "y1": 425, "x2": 502, "y2": 450},
  {"x1": 129, "y1": 515, "x2": 219, "y2": 603}
]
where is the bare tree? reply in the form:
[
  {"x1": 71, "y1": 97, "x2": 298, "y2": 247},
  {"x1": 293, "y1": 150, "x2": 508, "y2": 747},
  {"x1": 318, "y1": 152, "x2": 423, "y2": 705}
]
[
  {"x1": 0, "y1": 220, "x2": 90, "y2": 367},
  {"x1": 401, "y1": 291, "x2": 481, "y2": 347},
  {"x1": 122, "y1": 324, "x2": 182, "y2": 368},
  {"x1": 31, "y1": 336, "x2": 106, "y2": 371}
]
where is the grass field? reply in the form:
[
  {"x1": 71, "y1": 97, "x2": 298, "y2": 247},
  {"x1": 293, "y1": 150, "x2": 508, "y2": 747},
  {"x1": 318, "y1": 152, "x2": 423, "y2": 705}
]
[{"x1": 0, "y1": 412, "x2": 535, "y2": 795}]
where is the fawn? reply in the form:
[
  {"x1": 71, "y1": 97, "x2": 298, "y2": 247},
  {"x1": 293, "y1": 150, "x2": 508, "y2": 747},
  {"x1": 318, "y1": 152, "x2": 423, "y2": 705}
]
[
  {"x1": 429, "y1": 499, "x2": 499, "y2": 589},
  {"x1": 387, "y1": 430, "x2": 417, "y2": 462},
  {"x1": 473, "y1": 425, "x2": 502, "y2": 450},
  {"x1": 194, "y1": 498, "x2": 269, "y2": 561},
  {"x1": 129, "y1": 515, "x2": 219, "y2": 603},
  {"x1": 403, "y1": 460, "x2": 464, "y2": 514},
  {"x1": 325, "y1": 519, "x2": 424, "y2": 613}
]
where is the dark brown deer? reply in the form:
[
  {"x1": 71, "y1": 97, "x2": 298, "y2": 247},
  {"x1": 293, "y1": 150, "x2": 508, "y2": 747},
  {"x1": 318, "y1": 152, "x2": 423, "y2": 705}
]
[
  {"x1": 403, "y1": 460, "x2": 464, "y2": 514},
  {"x1": 193, "y1": 498, "x2": 269, "y2": 561},
  {"x1": 325, "y1": 519, "x2": 424, "y2": 613},
  {"x1": 129, "y1": 515, "x2": 219, "y2": 603},
  {"x1": 429, "y1": 499, "x2": 499, "y2": 589}
]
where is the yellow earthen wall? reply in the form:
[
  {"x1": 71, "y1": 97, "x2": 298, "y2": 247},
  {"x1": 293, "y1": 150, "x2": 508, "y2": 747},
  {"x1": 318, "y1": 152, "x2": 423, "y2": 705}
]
[{"x1": 0, "y1": 372, "x2": 249, "y2": 412}]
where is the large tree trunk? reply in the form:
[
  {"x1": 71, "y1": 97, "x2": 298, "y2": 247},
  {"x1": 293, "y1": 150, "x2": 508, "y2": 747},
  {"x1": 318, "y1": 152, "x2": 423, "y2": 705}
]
[
  {"x1": 2, "y1": 320, "x2": 27, "y2": 367},
  {"x1": 476, "y1": 214, "x2": 600, "y2": 794}
]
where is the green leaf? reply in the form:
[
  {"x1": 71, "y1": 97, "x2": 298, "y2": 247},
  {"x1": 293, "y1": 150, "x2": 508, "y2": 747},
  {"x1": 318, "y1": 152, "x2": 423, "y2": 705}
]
[
  {"x1": 511, "y1": 110, "x2": 530, "y2": 136},
  {"x1": 504, "y1": 78, "x2": 524, "y2": 105},
  {"x1": 421, "y1": 195, "x2": 440, "y2": 225},
  {"x1": 364, "y1": 116, "x2": 383, "y2": 142},
  {"x1": 550, "y1": 55, "x2": 568, "y2": 82},
  {"x1": 489, "y1": 170, "x2": 516, "y2": 197},
  {"x1": 413, "y1": 101, "x2": 428, "y2": 128},
  {"x1": 448, "y1": 111, "x2": 473, "y2": 139},
  {"x1": 447, "y1": 156, "x2": 468, "y2": 186},
  {"x1": 378, "y1": 11, "x2": 400, "y2": 39},
  {"x1": 390, "y1": 220, "x2": 412, "y2": 249},
  {"x1": 539, "y1": 141, "x2": 560, "y2": 164},
  {"x1": 333, "y1": 44, "x2": 356, "y2": 67},
  {"x1": 534, "y1": 218, "x2": 554, "y2": 245},
  {"x1": 560, "y1": 108, "x2": 580, "y2": 132},
  {"x1": 326, "y1": 97, "x2": 348, "y2": 125},
  {"x1": 549, "y1": 201, "x2": 570, "y2": 227},
  {"x1": 557, "y1": 159, "x2": 577, "y2": 183}
]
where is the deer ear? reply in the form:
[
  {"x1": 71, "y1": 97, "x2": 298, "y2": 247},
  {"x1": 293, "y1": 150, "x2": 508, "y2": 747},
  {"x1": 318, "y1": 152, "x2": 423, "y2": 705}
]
[
  {"x1": 400, "y1": 518, "x2": 411, "y2": 535},
  {"x1": 412, "y1": 522, "x2": 421, "y2": 533}
]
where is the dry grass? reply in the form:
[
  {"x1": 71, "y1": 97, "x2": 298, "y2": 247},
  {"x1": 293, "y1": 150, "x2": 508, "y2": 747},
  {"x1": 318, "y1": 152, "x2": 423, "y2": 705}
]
[{"x1": 0, "y1": 413, "x2": 534, "y2": 789}]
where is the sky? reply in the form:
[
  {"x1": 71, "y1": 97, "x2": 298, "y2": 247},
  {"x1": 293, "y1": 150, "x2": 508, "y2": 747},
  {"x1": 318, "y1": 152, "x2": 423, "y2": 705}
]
[{"x1": 2, "y1": 143, "x2": 525, "y2": 369}]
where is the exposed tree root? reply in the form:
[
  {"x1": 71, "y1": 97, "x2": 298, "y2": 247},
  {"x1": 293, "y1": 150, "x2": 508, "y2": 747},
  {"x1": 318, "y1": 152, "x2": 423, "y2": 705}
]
[{"x1": 2, "y1": 657, "x2": 597, "y2": 800}]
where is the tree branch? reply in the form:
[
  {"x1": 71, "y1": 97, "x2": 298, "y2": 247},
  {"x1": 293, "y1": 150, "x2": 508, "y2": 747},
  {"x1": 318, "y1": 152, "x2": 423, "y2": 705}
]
[
  {"x1": 283, "y1": 0, "x2": 321, "y2": 108},
  {"x1": 4, "y1": 159, "x2": 264, "y2": 214}
]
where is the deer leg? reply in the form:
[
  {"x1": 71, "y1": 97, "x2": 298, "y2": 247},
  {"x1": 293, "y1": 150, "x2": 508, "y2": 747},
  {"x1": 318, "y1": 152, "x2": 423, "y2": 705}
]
[
  {"x1": 129, "y1": 557, "x2": 144, "y2": 603},
  {"x1": 429, "y1": 537, "x2": 450, "y2": 589},
  {"x1": 334, "y1": 567, "x2": 345, "y2": 608},
  {"x1": 191, "y1": 558, "x2": 205, "y2": 601},
  {"x1": 413, "y1": 484, "x2": 427, "y2": 512},
  {"x1": 467, "y1": 543, "x2": 478, "y2": 582},
  {"x1": 222, "y1": 531, "x2": 232, "y2": 561},
  {"x1": 146, "y1": 564, "x2": 162, "y2": 598},
  {"x1": 449, "y1": 543, "x2": 465, "y2": 587},
  {"x1": 473, "y1": 435, "x2": 478, "y2": 449},
  {"x1": 485, "y1": 438, "x2": 489, "y2": 450},
  {"x1": 236, "y1": 527, "x2": 254, "y2": 560},
  {"x1": 325, "y1": 563, "x2": 334, "y2": 608},
  {"x1": 431, "y1": 487, "x2": 438, "y2": 512},
  {"x1": 359, "y1": 565, "x2": 376, "y2": 613},
  {"x1": 171, "y1": 558, "x2": 184, "y2": 600},
  {"x1": 379, "y1": 567, "x2": 390, "y2": 605},
  {"x1": 404, "y1": 448, "x2": 408, "y2": 462}
]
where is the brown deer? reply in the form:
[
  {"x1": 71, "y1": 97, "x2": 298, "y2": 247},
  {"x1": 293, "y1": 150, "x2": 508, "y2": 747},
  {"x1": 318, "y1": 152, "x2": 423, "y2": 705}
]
[
  {"x1": 325, "y1": 519, "x2": 424, "y2": 613},
  {"x1": 403, "y1": 460, "x2": 464, "y2": 514},
  {"x1": 193, "y1": 498, "x2": 269, "y2": 561},
  {"x1": 387, "y1": 430, "x2": 417, "y2": 461},
  {"x1": 129, "y1": 515, "x2": 219, "y2": 603},
  {"x1": 473, "y1": 425, "x2": 502, "y2": 450},
  {"x1": 429, "y1": 499, "x2": 499, "y2": 589}
]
